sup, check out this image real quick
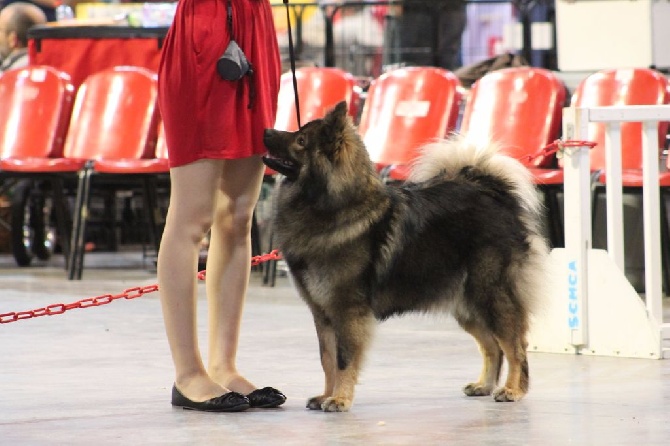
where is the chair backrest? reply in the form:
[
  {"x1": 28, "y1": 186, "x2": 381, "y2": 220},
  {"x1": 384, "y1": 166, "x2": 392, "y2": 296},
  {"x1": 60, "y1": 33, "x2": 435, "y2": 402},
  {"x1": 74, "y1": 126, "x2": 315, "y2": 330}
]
[
  {"x1": 0, "y1": 66, "x2": 75, "y2": 159},
  {"x1": 358, "y1": 66, "x2": 462, "y2": 166},
  {"x1": 274, "y1": 67, "x2": 357, "y2": 131},
  {"x1": 460, "y1": 67, "x2": 566, "y2": 167},
  {"x1": 571, "y1": 68, "x2": 669, "y2": 170},
  {"x1": 63, "y1": 66, "x2": 159, "y2": 160},
  {"x1": 155, "y1": 121, "x2": 168, "y2": 160}
]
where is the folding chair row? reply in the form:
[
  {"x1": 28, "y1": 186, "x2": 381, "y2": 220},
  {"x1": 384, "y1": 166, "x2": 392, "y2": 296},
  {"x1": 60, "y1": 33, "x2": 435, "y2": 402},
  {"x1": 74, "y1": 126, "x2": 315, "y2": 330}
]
[
  {"x1": 0, "y1": 65, "x2": 167, "y2": 279},
  {"x1": 6, "y1": 64, "x2": 658, "y2": 280},
  {"x1": 269, "y1": 65, "x2": 567, "y2": 243},
  {"x1": 266, "y1": 66, "x2": 670, "y2": 273}
]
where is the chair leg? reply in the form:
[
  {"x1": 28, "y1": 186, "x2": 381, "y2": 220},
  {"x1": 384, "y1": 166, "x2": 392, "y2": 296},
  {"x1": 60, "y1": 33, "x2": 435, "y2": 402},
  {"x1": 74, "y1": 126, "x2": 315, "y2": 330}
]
[
  {"x1": 104, "y1": 191, "x2": 117, "y2": 251},
  {"x1": 142, "y1": 176, "x2": 161, "y2": 256},
  {"x1": 660, "y1": 191, "x2": 670, "y2": 295},
  {"x1": 543, "y1": 186, "x2": 564, "y2": 248},
  {"x1": 251, "y1": 210, "x2": 261, "y2": 261},
  {"x1": 591, "y1": 183, "x2": 603, "y2": 247},
  {"x1": 50, "y1": 178, "x2": 71, "y2": 270},
  {"x1": 68, "y1": 167, "x2": 92, "y2": 280}
]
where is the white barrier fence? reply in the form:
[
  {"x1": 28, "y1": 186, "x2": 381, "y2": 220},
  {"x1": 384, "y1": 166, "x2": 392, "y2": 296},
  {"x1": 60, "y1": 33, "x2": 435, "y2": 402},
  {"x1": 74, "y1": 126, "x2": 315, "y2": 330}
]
[{"x1": 529, "y1": 105, "x2": 670, "y2": 359}]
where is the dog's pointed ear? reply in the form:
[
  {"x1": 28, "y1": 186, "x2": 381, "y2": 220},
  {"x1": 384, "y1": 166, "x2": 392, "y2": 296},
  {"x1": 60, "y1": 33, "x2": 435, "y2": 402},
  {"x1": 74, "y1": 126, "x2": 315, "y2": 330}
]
[
  {"x1": 324, "y1": 101, "x2": 349, "y2": 131},
  {"x1": 320, "y1": 101, "x2": 352, "y2": 160}
]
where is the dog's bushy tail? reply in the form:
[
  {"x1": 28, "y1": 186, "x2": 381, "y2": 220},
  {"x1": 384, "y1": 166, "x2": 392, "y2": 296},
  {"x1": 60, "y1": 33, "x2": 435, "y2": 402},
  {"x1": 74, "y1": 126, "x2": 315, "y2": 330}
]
[
  {"x1": 408, "y1": 134, "x2": 542, "y2": 230},
  {"x1": 408, "y1": 134, "x2": 549, "y2": 314}
]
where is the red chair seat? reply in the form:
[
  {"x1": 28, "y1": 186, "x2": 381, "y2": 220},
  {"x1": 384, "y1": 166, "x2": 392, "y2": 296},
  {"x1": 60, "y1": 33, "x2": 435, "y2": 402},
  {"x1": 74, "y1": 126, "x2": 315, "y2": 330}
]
[
  {"x1": 93, "y1": 158, "x2": 169, "y2": 174},
  {"x1": 385, "y1": 164, "x2": 411, "y2": 181},
  {"x1": 0, "y1": 157, "x2": 87, "y2": 172},
  {"x1": 530, "y1": 168, "x2": 564, "y2": 185},
  {"x1": 387, "y1": 165, "x2": 565, "y2": 185},
  {"x1": 598, "y1": 170, "x2": 670, "y2": 187}
]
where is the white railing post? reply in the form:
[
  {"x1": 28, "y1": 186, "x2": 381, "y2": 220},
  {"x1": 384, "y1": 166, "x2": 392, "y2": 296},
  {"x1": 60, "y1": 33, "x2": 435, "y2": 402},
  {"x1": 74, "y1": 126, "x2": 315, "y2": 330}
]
[
  {"x1": 530, "y1": 104, "x2": 670, "y2": 359},
  {"x1": 604, "y1": 122, "x2": 625, "y2": 271},
  {"x1": 641, "y1": 121, "x2": 663, "y2": 326},
  {"x1": 561, "y1": 106, "x2": 591, "y2": 349}
]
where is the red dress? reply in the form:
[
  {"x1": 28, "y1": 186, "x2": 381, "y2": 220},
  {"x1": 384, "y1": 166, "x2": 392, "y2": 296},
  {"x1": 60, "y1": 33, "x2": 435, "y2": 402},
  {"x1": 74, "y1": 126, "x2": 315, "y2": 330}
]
[{"x1": 158, "y1": 0, "x2": 281, "y2": 167}]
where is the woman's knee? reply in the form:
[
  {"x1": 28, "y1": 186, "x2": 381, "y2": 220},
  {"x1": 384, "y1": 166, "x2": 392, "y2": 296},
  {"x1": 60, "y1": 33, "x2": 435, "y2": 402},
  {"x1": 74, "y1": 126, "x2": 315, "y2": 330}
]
[
  {"x1": 165, "y1": 205, "x2": 215, "y2": 245},
  {"x1": 213, "y1": 201, "x2": 255, "y2": 239}
]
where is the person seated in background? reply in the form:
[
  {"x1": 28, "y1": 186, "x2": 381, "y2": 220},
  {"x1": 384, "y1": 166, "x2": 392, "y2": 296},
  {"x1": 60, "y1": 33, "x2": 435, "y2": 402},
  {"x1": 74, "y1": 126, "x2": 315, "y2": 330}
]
[
  {"x1": 0, "y1": 2, "x2": 46, "y2": 72},
  {"x1": 1, "y1": 0, "x2": 59, "y2": 22}
]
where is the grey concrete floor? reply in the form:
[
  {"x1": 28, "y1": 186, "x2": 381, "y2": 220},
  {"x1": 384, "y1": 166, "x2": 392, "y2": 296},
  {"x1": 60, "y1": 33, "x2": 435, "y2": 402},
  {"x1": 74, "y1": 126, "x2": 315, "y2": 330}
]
[{"x1": 1, "y1": 251, "x2": 670, "y2": 445}]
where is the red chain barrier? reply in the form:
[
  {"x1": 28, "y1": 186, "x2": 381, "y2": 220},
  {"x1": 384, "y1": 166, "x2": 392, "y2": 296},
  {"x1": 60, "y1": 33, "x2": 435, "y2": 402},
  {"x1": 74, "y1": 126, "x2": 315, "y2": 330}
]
[
  {"x1": 2, "y1": 138, "x2": 596, "y2": 326},
  {"x1": 519, "y1": 139, "x2": 597, "y2": 164},
  {"x1": 1, "y1": 137, "x2": 596, "y2": 325},
  {"x1": 0, "y1": 249, "x2": 283, "y2": 324},
  {"x1": 197, "y1": 249, "x2": 282, "y2": 281}
]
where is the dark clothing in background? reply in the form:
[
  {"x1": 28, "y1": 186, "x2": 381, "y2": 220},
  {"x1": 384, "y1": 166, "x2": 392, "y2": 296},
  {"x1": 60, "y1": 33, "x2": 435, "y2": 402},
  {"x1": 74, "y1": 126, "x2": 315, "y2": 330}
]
[{"x1": 399, "y1": 0, "x2": 467, "y2": 71}]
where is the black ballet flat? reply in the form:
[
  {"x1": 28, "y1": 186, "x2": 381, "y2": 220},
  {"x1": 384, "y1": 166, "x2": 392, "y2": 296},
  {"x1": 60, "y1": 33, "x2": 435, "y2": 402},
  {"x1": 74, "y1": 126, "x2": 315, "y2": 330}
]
[
  {"x1": 246, "y1": 387, "x2": 287, "y2": 408},
  {"x1": 171, "y1": 384, "x2": 250, "y2": 412}
]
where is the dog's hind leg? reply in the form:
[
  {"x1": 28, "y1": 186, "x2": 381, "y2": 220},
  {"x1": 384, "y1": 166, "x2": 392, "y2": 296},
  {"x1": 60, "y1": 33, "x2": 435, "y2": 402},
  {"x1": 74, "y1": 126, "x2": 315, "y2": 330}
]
[
  {"x1": 492, "y1": 332, "x2": 529, "y2": 402},
  {"x1": 457, "y1": 320, "x2": 503, "y2": 397}
]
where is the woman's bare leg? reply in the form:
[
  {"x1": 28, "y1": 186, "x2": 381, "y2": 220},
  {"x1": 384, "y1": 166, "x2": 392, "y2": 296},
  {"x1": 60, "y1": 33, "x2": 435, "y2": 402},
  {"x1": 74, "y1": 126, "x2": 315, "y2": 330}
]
[
  {"x1": 205, "y1": 156, "x2": 265, "y2": 394},
  {"x1": 157, "y1": 159, "x2": 229, "y2": 402}
]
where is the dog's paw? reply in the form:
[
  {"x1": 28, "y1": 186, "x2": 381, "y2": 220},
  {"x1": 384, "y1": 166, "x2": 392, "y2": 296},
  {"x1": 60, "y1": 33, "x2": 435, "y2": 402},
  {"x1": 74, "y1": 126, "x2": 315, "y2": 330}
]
[
  {"x1": 463, "y1": 382, "x2": 494, "y2": 397},
  {"x1": 492, "y1": 387, "x2": 526, "y2": 402},
  {"x1": 321, "y1": 396, "x2": 352, "y2": 412},
  {"x1": 306, "y1": 395, "x2": 327, "y2": 410}
]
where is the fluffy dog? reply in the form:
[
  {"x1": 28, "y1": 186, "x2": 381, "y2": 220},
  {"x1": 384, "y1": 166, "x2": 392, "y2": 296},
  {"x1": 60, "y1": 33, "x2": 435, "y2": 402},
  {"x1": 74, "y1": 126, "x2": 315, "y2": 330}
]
[{"x1": 263, "y1": 102, "x2": 549, "y2": 412}]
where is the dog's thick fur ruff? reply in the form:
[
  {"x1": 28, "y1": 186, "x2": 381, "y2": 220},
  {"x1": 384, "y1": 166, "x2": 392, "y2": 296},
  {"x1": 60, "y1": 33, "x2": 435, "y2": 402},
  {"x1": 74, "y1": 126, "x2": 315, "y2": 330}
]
[{"x1": 263, "y1": 102, "x2": 549, "y2": 412}]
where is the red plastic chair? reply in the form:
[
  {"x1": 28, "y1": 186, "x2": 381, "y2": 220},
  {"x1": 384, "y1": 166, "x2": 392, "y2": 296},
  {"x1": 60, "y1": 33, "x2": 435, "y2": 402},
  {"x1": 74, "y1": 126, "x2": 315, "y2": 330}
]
[
  {"x1": 1, "y1": 66, "x2": 158, "y2": 174},
  {"x1": 0, "y1": 66, "x2": 75, "y2": 159},
  {"x1": 274, "y1": 67, "x2": 357, "y2": 132},
  {"x1": 460, "y1": 67, "x2": 567, "y2": 246},
  {"x1": 263, "y1": 68, "x2": 358, "y2": 285},
  {"x1": 64, "y1": 66, "x2": 160, "y2": 279},
  {"x1": 571, "y1": 68, "x2": 670, "y2": 290},
  {"x1": 571, "y1": 68, "x2": 669, "y2": 179},
  {"x1": 0, "y1": 66, "x2": 76, "y2": 265},
  {"x1": 271, "y1": 67, "x2": 356, "y2": 176},
  {"x1": 155, "y1": 122, "x2": 168, "y2": 161},
  {"x1": 460, "y1": 67, "x2": 566, "y2": 167},
  {"x1": 358, "y1": 66, "x2": 463, "y2": 181}
]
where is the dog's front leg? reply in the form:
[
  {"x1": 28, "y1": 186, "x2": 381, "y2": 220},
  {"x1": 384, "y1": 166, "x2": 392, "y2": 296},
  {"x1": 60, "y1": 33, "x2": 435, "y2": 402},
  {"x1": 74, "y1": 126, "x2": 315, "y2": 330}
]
[
  {"x1": 320, "y1": 310, "x2": 375, "y2": 412},
  {"x1": 306, "y1": 310, "x2": 338, "y2": 410}
]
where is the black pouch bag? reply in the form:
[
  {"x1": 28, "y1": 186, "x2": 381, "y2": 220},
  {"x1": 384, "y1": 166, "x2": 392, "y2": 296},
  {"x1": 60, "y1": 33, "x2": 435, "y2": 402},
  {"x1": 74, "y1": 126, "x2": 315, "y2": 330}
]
[
  {"x1": 218, "y1": 39, "x2": 252, "y2": 80},
  {"x1": 217, "y1": 0, "x2": 253, "y2": 81}
]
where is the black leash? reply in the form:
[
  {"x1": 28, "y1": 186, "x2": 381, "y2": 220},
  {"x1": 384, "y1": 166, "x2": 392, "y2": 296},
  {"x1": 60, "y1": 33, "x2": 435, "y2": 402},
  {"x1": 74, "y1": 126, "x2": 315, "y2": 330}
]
[{"x1": 283, "y1": 0, "x2": 301, "y2": 129}]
